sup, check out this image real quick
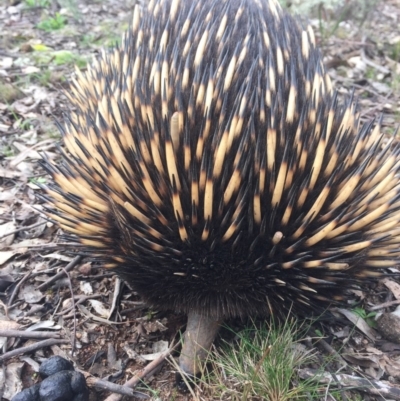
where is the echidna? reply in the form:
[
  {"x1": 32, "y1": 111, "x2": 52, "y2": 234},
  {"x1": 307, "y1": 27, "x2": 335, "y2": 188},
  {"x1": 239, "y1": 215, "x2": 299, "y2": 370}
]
[{"x1": 41, "y1": 0, "x2": 400, "y2": 379}]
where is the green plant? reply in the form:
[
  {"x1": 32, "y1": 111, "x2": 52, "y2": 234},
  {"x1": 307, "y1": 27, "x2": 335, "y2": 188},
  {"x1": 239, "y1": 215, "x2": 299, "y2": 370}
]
[
  {"x1": 25, "y1": 0, "x2": 51, "y2": 7},
  {"x1": 352, "y1": 307, "x2": 377, "y2": 328},
  {"x1": 315, "y1": 1, "x2": 353, "y2": 43},
  {"x1": 313, "y1": 328, "x2": 324, "y2": 337},
  {"x1": 37, "y1": 13, "x2": 67, "y2": 31},
  {"x1": 1, "y1": 145, "x2": 15, "y2": 157},
  {"x1": 390, "y1": 41, "x2": 400, "y2": 63},
  {"x1": 30, "y1": 177, "x2": 48, "y2": 185},
  {"x1": 206, "y1": 318, "x2": 322, "y2": 401},
  {"x1": 79, "y1": 34, "x2": 95, "y2": 47},
  {"x1": 38, "y1": 70, "x2": 53, "y2": 86},
  {"x1": 18, "y1": 118, "x2": 34, "y2": 131},
  {"x1": 52, "y1": 51, "x2": 87, "y2": 69}
]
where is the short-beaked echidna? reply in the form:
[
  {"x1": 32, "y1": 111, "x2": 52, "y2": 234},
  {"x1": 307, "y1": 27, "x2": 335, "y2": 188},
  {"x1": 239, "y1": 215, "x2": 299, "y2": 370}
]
[{"x1": 41, "y1": 0, "x2": 400, "y2": 378}]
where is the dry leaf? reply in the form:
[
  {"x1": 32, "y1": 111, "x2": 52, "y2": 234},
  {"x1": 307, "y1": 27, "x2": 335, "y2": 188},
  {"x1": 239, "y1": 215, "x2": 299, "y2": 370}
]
[{"x1": 382, "y1": 279, "x2": 400, "y2": 300}]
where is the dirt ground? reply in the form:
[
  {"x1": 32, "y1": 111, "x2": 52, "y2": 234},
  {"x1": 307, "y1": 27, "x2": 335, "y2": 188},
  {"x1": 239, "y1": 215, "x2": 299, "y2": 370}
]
[{"x1": 1, "y1": 0, "x2": 400, "y2": 400}]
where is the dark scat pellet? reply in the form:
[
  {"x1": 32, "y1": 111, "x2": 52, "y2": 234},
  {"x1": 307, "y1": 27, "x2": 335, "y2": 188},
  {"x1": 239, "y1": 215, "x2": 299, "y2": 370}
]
[
  {"x1": 11, "y1": 383, "x2": 40, "y2": 401},
  {"x1": 39, "y1": 371, "x2": 74, "y2": 401},
  {"x1": 39, "y1": 356, "x2": 74, "y2": 379}
]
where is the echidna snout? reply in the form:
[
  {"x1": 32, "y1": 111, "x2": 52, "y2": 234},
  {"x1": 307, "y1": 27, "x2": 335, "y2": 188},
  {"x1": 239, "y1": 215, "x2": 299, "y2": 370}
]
[{"x1": 41, "y1": 0, "x2": 400, "y2": 380}]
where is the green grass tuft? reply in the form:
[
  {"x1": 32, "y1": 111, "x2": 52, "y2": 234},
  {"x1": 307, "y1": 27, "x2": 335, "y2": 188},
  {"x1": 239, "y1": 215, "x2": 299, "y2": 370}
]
[
  {"x1": 37, "y1": 13, "x2": 67, "y2": 31},
  {"x1": 25, "y1": 0, "x2": 51, "y2": 7},
  {"x1": 205, "y1": 318, "x2": 322, "y2": 401}
]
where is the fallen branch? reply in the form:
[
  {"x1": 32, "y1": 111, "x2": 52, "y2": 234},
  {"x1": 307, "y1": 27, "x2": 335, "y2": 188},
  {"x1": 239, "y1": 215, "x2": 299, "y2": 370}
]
[
  {"x1": 0, "y1": 330, "x2": 61, "y2": 339},
  {"x1": 0, "y1": 339, "x2": 69, "y2": 362}
]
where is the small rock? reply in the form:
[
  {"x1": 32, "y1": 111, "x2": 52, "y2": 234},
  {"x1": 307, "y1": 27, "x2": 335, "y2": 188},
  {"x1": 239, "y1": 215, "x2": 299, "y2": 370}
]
[
  {"x1": 376, "y1": 307, "x2": 400, "y2": 344},
  {"x1": 78, "y1": 262, "x2": 92, "y2": 276},
  {"x1": 20, "y1": 43, "x2": 33, "y2": 53},
  {"x1": 0, "y1": 83, "x2": 25, "y2": 104}
]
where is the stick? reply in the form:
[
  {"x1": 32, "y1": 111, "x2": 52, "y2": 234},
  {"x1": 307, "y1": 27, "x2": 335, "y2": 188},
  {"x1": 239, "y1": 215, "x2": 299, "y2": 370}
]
[
  {"x1": 7, "y1": 272, "x2": 31, "y2": 309},
  {"x1": 0, "y1": 339, "x2": 69, "y2": 362},
  {"x1": 55, "y1": 294, "x2": 103, "y2": 316},
  {"x1": 369, "y1": 299, "x2": 400, "y2": 311},
  {"x1": 61, "y1": 267, "x2": 76, "y2": 352},
  {"x1": 38, "y1": 256, "x2": 82, "y2": 291},
  {"x1": 298, "y1": 368, "x2": 400, "y2": 400},
  {"x1": 85, "y1": 376, "x2": 149, "y2": 398},
  {"x1": 0, "y1": 330, "x2": 60, "y2": 339},
  {"x1": 103, "y1": 343, "x2": 177, "y2": 401},
  {"x1": 0, "y1": 221, "x2": 46, "y2": 240}
]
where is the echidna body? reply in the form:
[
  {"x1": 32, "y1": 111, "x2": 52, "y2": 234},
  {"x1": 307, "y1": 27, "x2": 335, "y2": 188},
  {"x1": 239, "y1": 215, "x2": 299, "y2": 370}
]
[{"x1": 42, "y1": 0, "x2": 400, "y2": 377}]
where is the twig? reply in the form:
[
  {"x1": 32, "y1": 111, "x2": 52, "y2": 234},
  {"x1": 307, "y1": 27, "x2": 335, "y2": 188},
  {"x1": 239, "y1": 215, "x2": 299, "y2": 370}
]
[
  {"x1": 7, "y1": 272, "x2": 32, "y2": 310},
  {"x1": 0, "y1": 339, "x2": 69, "y2": 362},
  {"x1": 38, "y1": 256, "x2": 82, "y2": 291},
  {"x1": 62, "y1": 268, "x2": 76, "y2": 352},
  {"x1": 108, "y1": 277, "x2": 122, "y2": 320},
  {"x1": 84, "y1": 375, "x2": 149, "y2": 398},
  {"x1": 330, "y1": 38, "x2": 374, "y2": 46},
  {"x1": 77, "y1": 305, "x2": 130, "y2": 325},
  {"x1": 0, "y1": 221, "x2": 47, "y2": 240},
  {"x1": 55, "y1": 294, "x2": 103, "y2": 316},
  {"x1": 77, "y1": 272, "x2": 115, "y2": 281},
  {"x1": 24, "y1": 304, "x2": 50, "y2": 317},
  {"x1": 331, "y1": 372, "x2": 349, "y2": 401},
  {"x1": 333, "y1": 76, "x2": 394, "y2": 104},
  {"x1": 103, "y1": 343, "x2": 178, "y2": 401},
  {"x1": 120, "y1": 305, "x2": 146, "y2": 315},
  {"x1": 361, "y1": 50, "x2": 391, "y2": 75},
  {"x1": 309, "y1": 330, "x2": 347, "y2": 368},
  {"x1": 0, "y1": 330, "x2": 61, "y2": 339},
  {"x1": 298, "y1": 368, "x2": 400, "y2": 400},
  {"x1": 0, "y1": 129, "x2": 21, "y2": 136},
  {"x1": 369, "y1": 299, "x2": 400, "y2": 311}
]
